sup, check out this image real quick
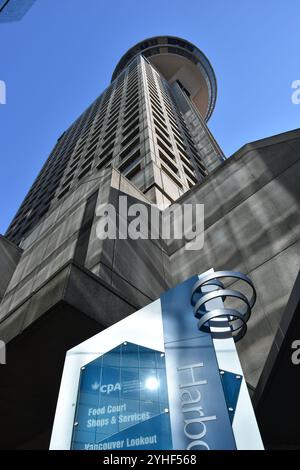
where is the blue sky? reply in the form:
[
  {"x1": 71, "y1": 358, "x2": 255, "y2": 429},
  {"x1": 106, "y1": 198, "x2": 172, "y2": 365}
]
[{"x1": 0, "y1": 0, "x2": 299, "y2": 233}]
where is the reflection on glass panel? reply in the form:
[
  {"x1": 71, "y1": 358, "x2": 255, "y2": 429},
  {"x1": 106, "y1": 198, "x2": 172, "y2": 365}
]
[
  {"x1": 121, "y1": 342, "x2": 139, "y2": 368},
  {"x1": 140, "y1": 368, "x2": 159, "y2": 402},
  {"x1": 139, "y1": 348, "x2": 156, "y2": 369},
  {"x1": 120, "y1": 367, "x2": 140, "y2": 400},
  {"x1": 71, "y1": 342, "x2": 172, "y2": 450},
  {"x1": 102, "y1": 349, "x2": 120, "y2": 368}
]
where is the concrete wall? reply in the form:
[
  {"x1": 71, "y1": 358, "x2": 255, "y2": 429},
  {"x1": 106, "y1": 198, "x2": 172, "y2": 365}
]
[
  {"x1": 0, "y1": 236, "x2": 22, "y2": 302},
  {"x1": 168, "y1": 128, "x2": 300, "y2": 386},
  {"x1": 0, "y1": 175, "x2": 101, "y2": 340},
  {"x1": 85, "y1": 170, "x2": 170, "y2": 306},
  {"x1": 1, "y1": 129, "x2": 299, "y2": 391},
  {"x1": 0, "y1": 169, "x2": 170, "y2": 343}
]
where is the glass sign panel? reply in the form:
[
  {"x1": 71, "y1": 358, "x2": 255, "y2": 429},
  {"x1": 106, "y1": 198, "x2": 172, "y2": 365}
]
[{"x1": 71, "y1": 342, "x2": 172, "y2": 450}]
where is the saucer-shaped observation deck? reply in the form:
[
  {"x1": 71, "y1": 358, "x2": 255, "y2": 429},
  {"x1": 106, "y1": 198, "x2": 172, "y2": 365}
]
[{"x1": 111, "y1": 36, "x2": 217, "y2": 121}]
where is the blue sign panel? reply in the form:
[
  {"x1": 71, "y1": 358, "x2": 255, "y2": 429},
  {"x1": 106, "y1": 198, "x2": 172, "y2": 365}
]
[
  {"x1": 219, "y1": 370, "x2": 242, "y2": 424},
  {"x1": 160, "y1": 275, "x2": 237, "y2": 450},
  {"x1": 71, "y1": 342, "x2": 173, "y2": 450}
]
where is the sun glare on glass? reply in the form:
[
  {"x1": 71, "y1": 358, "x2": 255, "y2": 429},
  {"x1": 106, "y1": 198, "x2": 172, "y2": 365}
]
[{"x1": 145, "y1": 376, "x2": 159, "y2": 390}]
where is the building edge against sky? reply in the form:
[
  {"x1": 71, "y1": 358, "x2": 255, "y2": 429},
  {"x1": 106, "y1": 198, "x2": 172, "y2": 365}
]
[
  {"x1": 0, "y1": 0, "x2": 36, "y2": 22},
  {"x1": 0, "y1": 36, "x2": 299, "y2": 449}
]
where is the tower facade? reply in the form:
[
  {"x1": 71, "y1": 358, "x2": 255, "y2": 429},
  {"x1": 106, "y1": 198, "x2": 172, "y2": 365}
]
[{"x1": 6, "y1": 36, "x2": 224, "y2": 246}]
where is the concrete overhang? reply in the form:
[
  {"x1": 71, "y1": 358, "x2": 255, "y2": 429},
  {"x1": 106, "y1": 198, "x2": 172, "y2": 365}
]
[{"x1": 111, "y1": 36, "x2": 217, "y2": 121}]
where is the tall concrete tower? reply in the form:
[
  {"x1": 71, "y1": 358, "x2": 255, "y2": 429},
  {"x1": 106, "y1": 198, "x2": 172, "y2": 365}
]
[
  {"x1": 6, "y1": 36, "x2": 224, "y2": 246},
  {"x1": 0, "y1": 37, "x2": 227, "y2": 449}
]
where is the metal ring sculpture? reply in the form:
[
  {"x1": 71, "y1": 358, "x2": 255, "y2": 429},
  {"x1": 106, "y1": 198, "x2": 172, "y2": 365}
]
[{"x1": 191, "y1": 271, "x2": 256, "y2": 342}]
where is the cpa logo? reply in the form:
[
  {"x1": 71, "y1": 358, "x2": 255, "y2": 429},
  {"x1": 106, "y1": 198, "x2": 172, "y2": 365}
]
[
  {"x1": 91, "y1": 381, "x2": 121, "y2": 394},
  {"x1": 0, "y1": 340, "x2": 6, "y2": 365},
  {"x1": 291, "y1": 340, "x2": 300, "y2": 365}
]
